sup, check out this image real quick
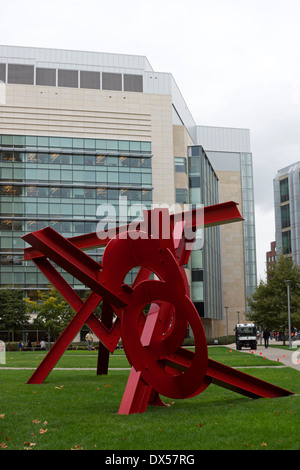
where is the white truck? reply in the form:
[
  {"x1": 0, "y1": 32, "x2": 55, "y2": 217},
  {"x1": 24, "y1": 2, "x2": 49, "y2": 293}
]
[{"x1": 235, "y1": 322, "x2": 257, "y2": 350}]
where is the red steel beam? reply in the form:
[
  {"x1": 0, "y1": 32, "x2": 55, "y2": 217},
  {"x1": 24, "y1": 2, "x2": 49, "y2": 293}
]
[
  {"x1": 27, "y1": 257, "x2": 122, "y2": 384},
  {"x1": 23, "y1": 227, "x2": 126, "y2": 308},
  {"x1": 118, "y1": 368, "x2": 153, "y2": 415},
  {"x1": 23, "y1": 201, "x2": 243, "y2": 260},
  {"x1": 206, "y1": 359, "x2": 293, "y2": 399},
  {"x1": 33, "y1": 256, "x2": 121, "y2": 353},
  {"x1": 163, "y1": 348, "x2": 294, "y2": 399},
  {"x1": 27, "y1": 291, "x2": 102, "y2": 384}
]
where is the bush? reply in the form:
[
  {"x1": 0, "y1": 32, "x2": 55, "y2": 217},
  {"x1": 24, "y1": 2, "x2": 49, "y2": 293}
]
[
  {"x1": 206, "y1": 335, "x2": 235, "y2": 345},
  {"x1": 183, "y1": 335, "x2": 235, "y2": 347},
  {"x1": 5, "y1": 342, "x2": 19, "y2": 351}
]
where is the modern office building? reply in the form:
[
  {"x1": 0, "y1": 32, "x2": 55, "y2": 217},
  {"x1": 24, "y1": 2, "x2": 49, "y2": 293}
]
[
  {"x1": 0, "y1": 45, "x2": 256, "y2": 337},
  {"x1": 197, "y1": 126, "x2": 257, "y2": 324},
  {"x1": 274, "y1": 162, "x2": 300, "y2": 265}
]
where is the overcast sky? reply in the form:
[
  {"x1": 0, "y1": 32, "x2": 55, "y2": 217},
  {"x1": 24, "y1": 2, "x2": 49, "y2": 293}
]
[{"x1": 1, "y1": 0, "x2": 300, "y2": 281}]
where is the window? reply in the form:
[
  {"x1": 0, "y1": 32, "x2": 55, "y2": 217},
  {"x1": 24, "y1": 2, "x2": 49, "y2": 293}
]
[
  {"x1": 0, "y1": 254, "x2": 23, "y2": 265},
  {"x1": 192, "y1": 270, "x2": 203, "y2": 282},
  {"x1": 281, "y1": 204, "x2": 290, "y2": 229},
  {"x1": 0, "y1": 220, "x2": 13, "y2": 231},
  {"x1": 80, "y1": 71, "x2": 100, "y2": 90},
  {"x1": 0, "y1": 151, "x2": 14, "y2": 161},
  {"x1": 85, "y1": 140, "x2": 96, "y2": 151},
  {"x1": 176, "y1": 188, "x2": 188, "y2": 204},
  {"x1": 140, "y1": 158, "x2": 151, "y2": 168},
  {"x1": 189, "y1": 156, "x2": 201, "y2": 175},
  {"x1": 0, "y1": 63, "x2": 6, "y2": 83},
  {"x1": 280, "y1": 178, "x2": 289, "y2": 203},
  {"x1": 175, "y1": 157, "x2": 187, "y2": 173},
  {"x1": 84, "y1": 188, "x2": 96, "y2": 199},
  {"x1": 102, "y1": 72, "x2": 122, "y2": 91},
  {"x1": 282, "y1": 230, "x2": 291, "y2": 254},
  {"x1": 27, "y1": 186, "x2": 48, "y2": 198},
  {"x1": 36, "y1": 68, "x2": 56, "y2": 86},
  {"x1": 7, "y1": 64, "x2": 34, "y2": 85},
  {"x1": 142, "y1": 190, "x2": 152, "y2": 201},
  {"x1": 124, "y1": 74, "x2": 143, "y2": 92},
  {"x1": 84, "y1": 155, "x2": 95, "y2": 166},
  {"x1": 189, "y1": 176, "x2": 201, "y2": 188},
  {"x1": 58, "y1": 69, "x2": 78, "y2": 88},
  {"x1": 0, "y1": 185, "x2": 23, "y2": 196},
  {"x1": 194, "y1": 302, "x2": 204, "y2": 317},
  {"x1": 120, "y1": 156, "x2": 129, "y2": 167},
  {"x1": 96, "y1": 155, "x2": 107, "y2": 166}
]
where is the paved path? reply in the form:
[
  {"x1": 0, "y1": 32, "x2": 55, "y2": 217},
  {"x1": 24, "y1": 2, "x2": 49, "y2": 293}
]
[{"x1": 226, "y1": 341, "x2": 300, "y2": 371}]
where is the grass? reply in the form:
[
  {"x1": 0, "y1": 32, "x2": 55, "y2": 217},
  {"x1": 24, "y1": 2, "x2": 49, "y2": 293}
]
[{"x1": 0, "y1": 347, "x2": 299, "y2": 450}]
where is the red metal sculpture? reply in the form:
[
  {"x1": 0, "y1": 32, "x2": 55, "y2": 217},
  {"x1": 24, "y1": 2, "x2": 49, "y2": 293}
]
[{"x1": 23, "y1": 202, "x2": 293, "y2": 414}]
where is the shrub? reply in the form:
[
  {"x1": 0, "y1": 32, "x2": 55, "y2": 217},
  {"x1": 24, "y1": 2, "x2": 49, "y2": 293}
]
[{"x1": 183, "y1": 335, "x2": 235, "y2": 347}]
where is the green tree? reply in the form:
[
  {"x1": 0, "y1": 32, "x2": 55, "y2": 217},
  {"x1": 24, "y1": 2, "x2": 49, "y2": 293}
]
[
  {"x1": 248, "y1": 255, "x2": 300, "y2": 342},
  {"x1": 25, "y1": 287, "x2": 75, "y2": 340},
  {"x1": 0, "y1": 289, "x2": 29, "y2": 330}
]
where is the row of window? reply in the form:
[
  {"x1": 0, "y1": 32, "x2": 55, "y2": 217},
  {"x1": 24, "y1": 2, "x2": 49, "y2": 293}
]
[
  {"x1": 0, "y1": 135, "x2": 152, "y2": 154},
  {"x1": 1, "y1": 169, "x2": 152, "y2": 186},
  {"x1": 0, "y1": 151, "x2": 152, "y2": 168},
  {"x1": 1, "y1": 199, "x2": 152, "y2": 217},
  {"x1": 0, "y1": 267, "x2": 139, "y2": 288},
  {"x1": 1, "y1": 219, "x2": 98, "y2": 234},
  {"x1": 0, "y1": 63, "x2": 143, "y2": 92},
  {"x1": 1, "y1": 217, "x2": 145, "y2": 238},
  {"x1": 0, "y1": 267, "x2": 80, "y2": 287},
  {"x1": 0, "y1": 186, "x2": 152, "y2": 200}
]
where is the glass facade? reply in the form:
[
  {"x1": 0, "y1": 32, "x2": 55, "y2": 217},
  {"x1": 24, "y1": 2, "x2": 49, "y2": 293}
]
[
  {"x1": 188, "y1": 146, "x2": 222, "y2": 320},
  {"x1": 240, "y1": 153, "x2": 257, "y2": 304},
  {"x1": 0, "y1": 134, "x2": 152, "y2": 290}
]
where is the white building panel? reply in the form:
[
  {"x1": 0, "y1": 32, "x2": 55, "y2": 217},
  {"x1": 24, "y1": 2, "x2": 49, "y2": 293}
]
[{"x1": 196, "y1": 126, "x2": 251, "y2": 153}]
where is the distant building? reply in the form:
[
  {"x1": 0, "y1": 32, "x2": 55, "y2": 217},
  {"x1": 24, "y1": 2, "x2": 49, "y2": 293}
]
[
  {"x1": 274, "y1": 162, "x2": 300, "y2": 265},
  {"x1": 266, "y1": 241, "x2": 277, "y2": 270},
  {"x1": 197, "y1": 126, "x2": 257, "y2": 321}
]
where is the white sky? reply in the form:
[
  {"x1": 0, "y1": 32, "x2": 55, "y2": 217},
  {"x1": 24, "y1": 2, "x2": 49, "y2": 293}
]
[{"x1": 1, "y1": 0, "x2": 300, "y2": 282}]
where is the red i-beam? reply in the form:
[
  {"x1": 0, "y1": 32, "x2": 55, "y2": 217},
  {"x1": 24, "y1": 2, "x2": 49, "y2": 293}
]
[{"x1": 23, "y1": 202, "x2": 294, "y2": 413}]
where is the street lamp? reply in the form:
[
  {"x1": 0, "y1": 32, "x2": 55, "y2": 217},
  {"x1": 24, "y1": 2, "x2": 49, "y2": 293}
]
[
  {"x1": 285, "y1": 280, "x2": 292, "y2": 349},
  {"x1": 225, "y1": 306, "x2": 229, "y2": 337}
]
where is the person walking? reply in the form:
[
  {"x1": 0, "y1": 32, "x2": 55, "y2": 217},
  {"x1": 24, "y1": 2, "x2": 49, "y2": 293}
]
[
  {"x1": 263, "y1": 327, "x2": 271, "y2": 348},
  {"x1": 85, "y1": 331, "x2": 94, "y2": 350}
]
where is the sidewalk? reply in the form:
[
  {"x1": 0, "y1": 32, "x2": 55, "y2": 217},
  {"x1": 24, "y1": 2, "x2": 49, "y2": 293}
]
[{"x1": 226, "y1": 341, "x2": 300, "y2": 371}]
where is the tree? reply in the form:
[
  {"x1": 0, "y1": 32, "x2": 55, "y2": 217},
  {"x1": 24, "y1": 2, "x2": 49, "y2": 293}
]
[
  {"x1": 0, "y1": 289, "x2": 29, "y2": 330},
  {"x1": 248, "y1": 254, "x2": 300, "y2": 343},
  {"x1": 25, "y1": 287, "x2": 75, "y2": 340}
]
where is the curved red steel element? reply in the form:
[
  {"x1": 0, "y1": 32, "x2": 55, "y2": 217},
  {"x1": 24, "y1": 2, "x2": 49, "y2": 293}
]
[{"x1": 23, "y1": 202, "x2": 294, "y2": 414}]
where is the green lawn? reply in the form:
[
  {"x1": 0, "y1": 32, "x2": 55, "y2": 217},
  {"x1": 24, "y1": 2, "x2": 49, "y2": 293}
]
[{"x1": 0, "y1": 347, "x2": 299, "y2": 450}]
